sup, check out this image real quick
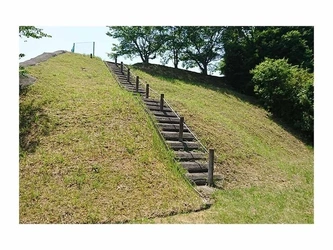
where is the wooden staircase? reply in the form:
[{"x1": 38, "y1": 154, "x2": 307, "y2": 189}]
[{"x1": 105, "y1": 61, "x2": 214, "y2": 186}]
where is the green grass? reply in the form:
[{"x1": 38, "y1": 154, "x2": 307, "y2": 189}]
[
  {"x1": 19, "y1": 53, "x2": 203, "y2": 223},
  {"x1": 132, "y1": 63, "x2": 314, "y2": 223}
]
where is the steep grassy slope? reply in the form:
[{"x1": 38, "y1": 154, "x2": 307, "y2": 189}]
[
  {"x1": 132, "y1": 63, "x2": 314, "y2": 223},
  {"x1": 19, "y1": 54, "x2": 203, "y2": 223}
]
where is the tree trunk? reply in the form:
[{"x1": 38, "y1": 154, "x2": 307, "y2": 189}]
[
  {"x1": 202, "y1": 64, "x2": 208, "y2": 75},
  {"x1": 174, "y1": 58, "x2": 179, "y2": 69},
  {"x1": 143, "y1": 56, "x2": 149, "y2": 66}
]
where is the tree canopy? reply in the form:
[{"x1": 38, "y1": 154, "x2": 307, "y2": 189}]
[
  {"x1": 106, "y1": 26, "x2": 165, "y2": 65},
  {"x1": 220, "y1": 26, "x2": 314, "y2": 94},
  {"x1": 180, "y1": 26, "x2": 224, "y2": 75},
  {"x1": 106, "y1": 25, "x2": 314, "y2": 142},
  {"x1": 19, "y1": 26, "x2": 51, "y2": 39}
]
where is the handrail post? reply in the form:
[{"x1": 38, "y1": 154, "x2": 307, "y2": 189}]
[
  {"x1": 160, "y1": 94, "x2": 164, "y2": 111},
  {"x1": 208, "y1": 149, "x2": 214, "y2": 186},
  {"x1": 145, "y1": 84, "x2": 149, "y2": 98},
  {"x1": 179, "y1": 117, "x2": 184, "y2": 141},
  {"x1": 127, "y1": 68, "x2": 130, "y2": 82},
  {"x1": 120, "y1": 62, "x2": 123, "y2": 74},
  {"x1": 136, "y1": 76, "x2": 139, "y2": 92}
]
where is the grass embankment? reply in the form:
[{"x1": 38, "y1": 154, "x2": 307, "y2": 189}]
[
  {"x1": 132, "y1": 63, "x2": 314, "y2": 223},
  {"x1": 19, "y1": 54, "x2": 203, "y2": 223}
]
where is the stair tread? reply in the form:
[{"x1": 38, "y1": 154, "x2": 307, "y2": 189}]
[
  {"x1": 155, "y1": 117, "x2": 181, "y2": 124},
  {"x1": 166, "y1": 141, "x2": 200, "y2": 150},
  {"x1": 185, "y1": 172, "x2": 208, "y2": 185},
  {"x1": 161, "y1": 131, "x2": 195, "y2": 141},
  {"x1": 180, "y1": 162, "x2": 208, "y2": 173},
  {"x1": 151, "y1": 110, "x2": 178, "y2": 117},
  {"x1": 158, "y1": 123, "x2": 189, "y2": 132},
  {"x1": 174, "y1": 151, "x2": 206, "y2": 160}
]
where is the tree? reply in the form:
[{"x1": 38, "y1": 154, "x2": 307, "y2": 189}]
[
  {"x1": 181, "y1": 26, "x2": 225, "y2": 75},
  {"x1": 220, "y1": 26, "x2": 314, "y2": 95},
  {"x1": 106, "y1": 26, "x2": 165, "y2": 65},
  {"x1": 19, "y1": 26, "x2": 51, "y2": 39},
  {"x1": 220, "y1": 26, "x2": 258, "y2": 93},
  {"x1": 19, "y1": 26, "x2": 51, "y2": 76},
  {"x1": 251, "y1": 58, "x2": 314, "y2": 142},
  {"x1": 159, "y1": 26, "x2": 185, "y2": 69}
]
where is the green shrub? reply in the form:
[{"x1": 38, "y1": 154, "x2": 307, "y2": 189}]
[{"x1": 251, "y1": 58, "x2": 313, "y2": 142}]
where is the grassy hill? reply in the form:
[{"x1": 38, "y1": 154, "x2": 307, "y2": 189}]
[
  {"x1": 131, "y1": 63, "x2": 314, "y2": 223},
  {"x1": 19, "y1": 53, "x2": 203, "y2": 223},
  {"x1": 19, "y1": 54, "x2": 313, "y2": 224}
]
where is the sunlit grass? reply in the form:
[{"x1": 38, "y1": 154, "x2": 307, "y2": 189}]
[
  {"x1": 132, "y1": 63, "x2": 314, "y2": 223},
  {"x1": 19, "y1": 54, "x2": 203, "y2": 223}
]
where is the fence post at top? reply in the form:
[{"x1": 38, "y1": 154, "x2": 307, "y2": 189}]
[
  {"x1": 127, "y1": 68, "x2": 130, "y2": 82},
  {"x1": 145, "y1": 84, "x2": 149, "y2": 98},
  {"x1": 136, "y1": 76, "x2": 139, "y2": 92},
  {"x1": 208, "y1": 149, "x2": 214, "y2": 186},
  {"x1": 120, "y1": 62, "x2": 123, "y2": 74},
  {"x1": 179, "y1": 117, "x2": 184, "y2": 142},
  {"x1": 115, "y1": 56, "x2": 117, "y2": 66},
  {"x1": 160, "y1": 94, "x2": 164, "y2": 111}
]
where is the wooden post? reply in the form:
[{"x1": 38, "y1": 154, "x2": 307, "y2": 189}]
[
  {"x1": 136, "y1": 76, "x2": 139, "y2": 92},
  {"x1": 146, "y1": 84, "x2": 149, "y2": 98},
  {"x1": 127, "y1": 68, "x2": 130, "y2": 82},
  {"x1": 90, "y1": 53, "x2": 92, "y2": 58},
  {"x1": 93, "y1": 42, "x2": 95, "y2": 57},
  {"x1": 160, "y1": 94, "x2": 164, "y2": 111},
  {"x1": 120, "y1": 62, "x2": 123, "y2": 74},
  {"x1": 179, "y1": 117, "x2": 184, "y2": 141},
  {"x1": 208, "y1": 149, "x2": 214, "y2": 186},
  {"x1": 115, "y1": 56, "x2": 117, "y2": 66}
]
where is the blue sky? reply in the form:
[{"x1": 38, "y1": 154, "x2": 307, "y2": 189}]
[
  {"x1": 20, "y1": 26, "x2": 126, "y2": 62},
  {"x1": 19, "y1": 26, "x2": 210, "y2": 74}
]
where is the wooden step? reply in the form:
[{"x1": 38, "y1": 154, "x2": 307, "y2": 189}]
[
  {"x1": 158, "y1": 123, "x2": 189, "y2": 132},
  {"x1": 146, "y1": 105, "x2": 172, "y2": 112},
  {"x1": 174, "y1": 151, "x2": 206, "y2": 161},
  {"x1": 166, "y1": 141, "x2": 200, "y2": 150},
  {"x1": 180, "y1": 162, "x2": 208, "y2": 173},
  {"x1": 161, "y1": 131, "x2": 195, "y2": 141},
  {"x1": 185, "y1": 173, "x2": 207, "y2": 185},
  {"x1": 151, "y1": 110, "x2": 177, "y2": 117},
  {"x1": 155, "y1": 117, "x2": 180, "y2": 124},
  {"x1": 144, "y1": 102, "x2": 170, "y2": 110}
]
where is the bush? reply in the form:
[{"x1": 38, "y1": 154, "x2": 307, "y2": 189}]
[{"x1": 251, "y1": 58, "x2": 313, "y2": 142}]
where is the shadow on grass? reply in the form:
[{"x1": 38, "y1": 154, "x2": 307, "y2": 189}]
[
  {"x1": 132, "y1": 63, "x2": 261, "y2": 107},
  {"x1": 268, "y1": 114, "x2": 314, "y2": 147},
  {"x1": 19, "y1": 99, "x2": 53, "y2": 156},
  {"x1": 132, "y1": 63, "x2": 313, "y2": 147}
]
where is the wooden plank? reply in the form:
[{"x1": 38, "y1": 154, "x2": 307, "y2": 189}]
[
  {"x1": 161, "y1": 131, "x2": 195, "y2": 141},
  {"x1": 151, "y1": 110, "x2": 177, "y2": 117},
  {"x1": 185, "y1": 173, "x2": 207, "y2": 185},
  {"x1": 158, "y1": 123, "x2": 189, "y2": 132},
  {"x1": 142, "y1": 98, "x2": 160, "y2": 104},
  {"x1": 155, "y1": 117, "x2": 180, "y2": 124},
  {"x1": 147, "y1": 105, "x2": 172, "y2": 112},
  {"x1": 144, "y1": 103, "x2": 169, "y2": 110},
  {"x1": 166, "y1": 141, "x2": 200, "y2": 150},
  {"x1": 180, "y1": 162, "x2": 208, "y2": 173},
  {"x1": 174, "y1": 151, "x2": 206, "y2": 161}
]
